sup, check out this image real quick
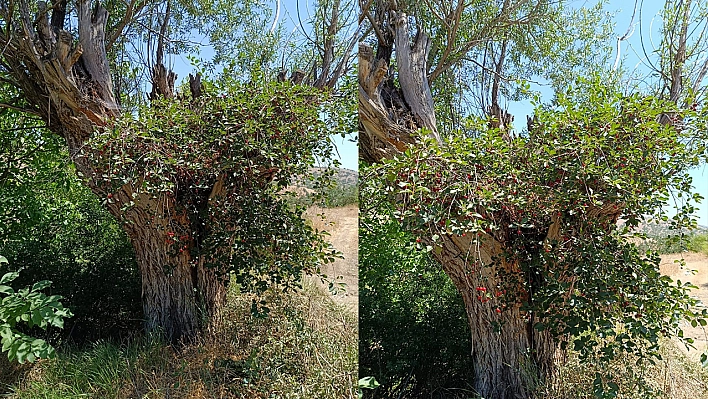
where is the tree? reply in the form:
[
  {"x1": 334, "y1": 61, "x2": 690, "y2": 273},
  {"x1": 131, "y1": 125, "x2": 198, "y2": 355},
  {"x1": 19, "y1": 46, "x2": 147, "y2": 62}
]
[
  {"x1": 359, "y1": 0, "x2": 708, "y2": 398},
  {"x1": 0, "y1": 0, "x2": 355, "y2": 342}
]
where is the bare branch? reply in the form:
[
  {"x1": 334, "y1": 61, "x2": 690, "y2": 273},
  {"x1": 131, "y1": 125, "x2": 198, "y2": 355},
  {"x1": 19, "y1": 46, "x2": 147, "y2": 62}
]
[
  {"x1": 0, "y1": 101, "x2": 42, "y2": 116},
  {"x1": 107, "y1": 0, "x2": 149, "y2": 50}
]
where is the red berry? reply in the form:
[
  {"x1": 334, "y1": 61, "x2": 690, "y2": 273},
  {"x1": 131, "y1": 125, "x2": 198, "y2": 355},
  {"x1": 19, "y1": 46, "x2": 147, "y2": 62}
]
[{"x1": 495, "y1": 308, "x2": 501, "y2": 314}]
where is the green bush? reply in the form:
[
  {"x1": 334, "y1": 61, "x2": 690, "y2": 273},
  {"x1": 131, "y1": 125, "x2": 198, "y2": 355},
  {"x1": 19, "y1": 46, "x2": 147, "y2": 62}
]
[
  {"x1": 1, "y1": 194, "x2": 142, "y2": 341},
  {"x1": 359, "y1": 165, "x2": 475, "y2": 398},
  {"x1": 0, "y1": 256, "x2": 73, "y2": 364},
  {"x1": 323, "y1": 182, "x2": 358, "y2": 207},
  {"x1": 688, "y1": 232, "x2": 708, "y2": 255},
  {"x1": 1, "y1": 135, "x2": 142, "y2": 341},
  {"x1": 636, "y1": 231, "x2": 708, "y2": 255}
]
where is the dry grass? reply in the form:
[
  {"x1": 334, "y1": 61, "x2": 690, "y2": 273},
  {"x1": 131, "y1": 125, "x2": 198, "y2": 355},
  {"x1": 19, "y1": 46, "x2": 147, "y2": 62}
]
[
  {"x1": 540, "y1": 339, "x2": 708, "y2": 399},
  {"x1": 1, "y1": 280, "x2": 357, "y2": 399},
  {"x1": 304, "y1": 204, "x2": 359, "y2": 315}
]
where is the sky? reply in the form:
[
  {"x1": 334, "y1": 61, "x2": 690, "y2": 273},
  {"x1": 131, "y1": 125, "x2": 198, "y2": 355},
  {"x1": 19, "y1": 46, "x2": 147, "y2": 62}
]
[
  {"x1": 507, "y1": 0, "x2": 708, "y2": 227},
  {"x1": 167, "y1": 0, "x2": 358, "y2": 171}
]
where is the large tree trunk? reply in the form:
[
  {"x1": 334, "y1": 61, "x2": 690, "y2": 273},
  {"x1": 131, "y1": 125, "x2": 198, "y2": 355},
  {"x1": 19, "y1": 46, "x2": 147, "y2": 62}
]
[
  {"x1": 111, "y1": 189, "x2": 227, "y2": 341},
  {"x1": 359, "y1": 12, "x2": 555, "y2": 398},
  {"x1": 435, "y1": 234, "x2": 556, "y2": 399},
  {"x1": 1, "y1": 0, "x2": 224, "y2": 342}
]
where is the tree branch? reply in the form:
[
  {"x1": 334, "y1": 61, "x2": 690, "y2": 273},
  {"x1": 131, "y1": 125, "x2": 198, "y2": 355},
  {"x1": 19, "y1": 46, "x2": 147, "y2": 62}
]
[
  {"x1": 0, "y1": 101, "x2": 42, "y2": 116},
  {"x1": 107, "y1": 0, "x2": 148, "y2": 50}
]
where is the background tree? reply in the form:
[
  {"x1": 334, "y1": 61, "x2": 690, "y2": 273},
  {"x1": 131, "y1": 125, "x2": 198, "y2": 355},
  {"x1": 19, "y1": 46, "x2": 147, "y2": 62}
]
[
  {"x1": 359, "y1": 171, "x2": 476, "y2": 396},
  {"x1": 0, "y1": 100, "x2": 142, "y2": 340},
  {"x1": 359, "y1": 0, "x2": 708, "y2": 398},
  {"x1": 0, "y1": 0, "x2": 355, "y2": 342}
]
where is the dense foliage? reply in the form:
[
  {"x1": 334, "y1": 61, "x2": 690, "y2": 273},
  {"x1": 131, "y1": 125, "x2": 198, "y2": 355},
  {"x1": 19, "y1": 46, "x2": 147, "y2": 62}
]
[
  {"x1": 359, "y1": 178, "x2": 475, "y2": 397},
  {"x1": 371, "y1": 80, "x2": 708, "y2": 396},
  {"x1": 0, "y1": 112, "x2": 142, "y2": 340},
  {"x1": 83, "y1": 79, "x2": 339, "y2": 295},
  {"x1": 0, "y1": 256, "x2": 72, "y2": 364}
]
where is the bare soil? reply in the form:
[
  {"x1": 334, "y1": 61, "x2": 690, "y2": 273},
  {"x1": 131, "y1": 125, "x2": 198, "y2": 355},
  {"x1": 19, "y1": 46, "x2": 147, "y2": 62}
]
[
  {"x1": 660, "y1": 252, "x2": 708, "y2": 359},
  {"x1": 304, "y1": 204, "x2": 359, "y2": 315}
]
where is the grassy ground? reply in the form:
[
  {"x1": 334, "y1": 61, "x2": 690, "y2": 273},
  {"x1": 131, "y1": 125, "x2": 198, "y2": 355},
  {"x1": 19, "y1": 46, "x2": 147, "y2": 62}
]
[{"x1": 0, "y1": 279, "x2": 357, "y2": 398}]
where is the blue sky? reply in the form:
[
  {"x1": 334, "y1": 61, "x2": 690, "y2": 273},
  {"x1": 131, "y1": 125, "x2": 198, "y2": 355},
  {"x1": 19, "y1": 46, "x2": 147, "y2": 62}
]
[{"x1": 508, "y1": 0, "x2": 708, "y2": 226}]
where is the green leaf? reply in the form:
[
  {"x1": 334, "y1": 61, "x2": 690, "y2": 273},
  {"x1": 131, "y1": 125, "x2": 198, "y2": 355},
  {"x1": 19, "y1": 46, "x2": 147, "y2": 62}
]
[
  {"x1": 30, "y1": 280, "x2": 51, "y2": 292},
  {"x1": 358, "y1": 376, "x2": 380, "y2": 389},
  {"x1": 0, "y1": 272, "x2": 19, "y2": 285}
]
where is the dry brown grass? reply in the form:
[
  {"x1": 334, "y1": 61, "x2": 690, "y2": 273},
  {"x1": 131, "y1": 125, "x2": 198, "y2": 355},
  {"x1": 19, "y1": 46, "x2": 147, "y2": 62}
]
[
  {"x1": 304, "y1": 205, "x2": 359, "y2": 315},
  {"x1": 538, "y1": 338, "x2": 708, "y2": 399}
]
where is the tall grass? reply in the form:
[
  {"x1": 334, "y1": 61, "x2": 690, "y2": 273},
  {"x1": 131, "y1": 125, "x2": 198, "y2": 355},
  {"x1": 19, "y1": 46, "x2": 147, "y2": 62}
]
[
  {"x1": 1, "y1": 280, "x2": 357, "y2": 398},
  {"x1": 540, "y1": 338, "x2": 708, "y2": 399}
]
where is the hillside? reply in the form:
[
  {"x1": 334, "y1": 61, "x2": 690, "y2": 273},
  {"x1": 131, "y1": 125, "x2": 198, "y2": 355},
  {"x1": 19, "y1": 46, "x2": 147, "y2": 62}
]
[
  {"x1": 619, "y1": 219, "x2": 708, "y2": 237},
  {"x1": 308, "y1": 167, "x2": 358, "y2": 187},
  {"x1": 305, "y1": 204, "x2": 359, "y2": 315}
]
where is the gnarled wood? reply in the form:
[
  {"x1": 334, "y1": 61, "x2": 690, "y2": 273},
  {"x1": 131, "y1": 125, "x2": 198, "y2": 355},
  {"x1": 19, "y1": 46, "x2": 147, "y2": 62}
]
[
  {"x1": 392, "y1": 11, "x2": 439, "y2": 140},
  {"x1": 77, "y1": 0, "x2": 118, "y2": 114},
  {"x1": 358, "y1": 43, "x2": 419, "y2": 163}
]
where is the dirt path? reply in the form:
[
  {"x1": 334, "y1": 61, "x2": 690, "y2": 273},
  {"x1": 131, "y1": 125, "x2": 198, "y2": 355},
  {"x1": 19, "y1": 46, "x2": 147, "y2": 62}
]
[
  {"x1": 305, "y1": 205, "x2": 358, "y2": 315},
  {"x1": 660, "y1": 252, "x2": 708, "y2": 359}
]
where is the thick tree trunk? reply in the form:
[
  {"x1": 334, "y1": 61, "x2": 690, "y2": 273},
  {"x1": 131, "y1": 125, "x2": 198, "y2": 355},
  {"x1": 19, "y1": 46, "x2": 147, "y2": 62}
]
[
  {"x1": 435, "y1": 234, "x2": 556, "y2": 399},
  {"x1": 2, "y1": 0, "x2": 225, "y2": 342},
  {"x1": 118, "y1": 201, "x2": 226, "y2": 341},
  {"x1": 359, "y1": 10, "x2": 556, "y2": 398}
]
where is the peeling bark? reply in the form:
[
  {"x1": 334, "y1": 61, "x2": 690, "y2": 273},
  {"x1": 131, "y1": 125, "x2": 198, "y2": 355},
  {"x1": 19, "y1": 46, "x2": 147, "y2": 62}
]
[
  {"x1": 392, "y1": 12, "x2": 438, "y2": 140},
  {"x1": 358, "y1": 43, "x2": 420, "y2": 163}
]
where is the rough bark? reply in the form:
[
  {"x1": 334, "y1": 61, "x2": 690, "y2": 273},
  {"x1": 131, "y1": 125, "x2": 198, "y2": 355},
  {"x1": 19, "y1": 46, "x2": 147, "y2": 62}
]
[
  {"x1": 359, "y1": 43, "x2": 419, "y2": 163},
  {"x1": 105, "y1": 185, "x2": 227, "y2": 342},
  {"x1": 1, "y1": 0, "x2": 224, "y2": 342},
  {"x1": 392, "y1": 12, "x2": 439, "y2": 141},
  {"x1": 432, "y1": 233, "x2": 557, "y2": 399}
]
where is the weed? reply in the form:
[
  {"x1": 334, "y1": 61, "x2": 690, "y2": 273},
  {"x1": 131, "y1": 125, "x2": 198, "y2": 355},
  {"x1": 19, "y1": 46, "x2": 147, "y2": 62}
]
[{"x1": 2, "y1": 280, "x2": 357, "y2": 399}]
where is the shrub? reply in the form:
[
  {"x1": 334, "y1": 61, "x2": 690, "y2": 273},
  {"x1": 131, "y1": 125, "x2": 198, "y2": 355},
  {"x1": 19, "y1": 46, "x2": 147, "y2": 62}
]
[
  {"x1": 324, "y1": 182, "x2": 358, "y2": 207},
  {"x1": 0, "y1": 256, "x2": 73, "y2": 364},
  {"x1": 359, "y1": 165, "x2": 475, "y2": 398},
  {"x1": 0, "y1": 137, "x2": 142, "y2": 341}
]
